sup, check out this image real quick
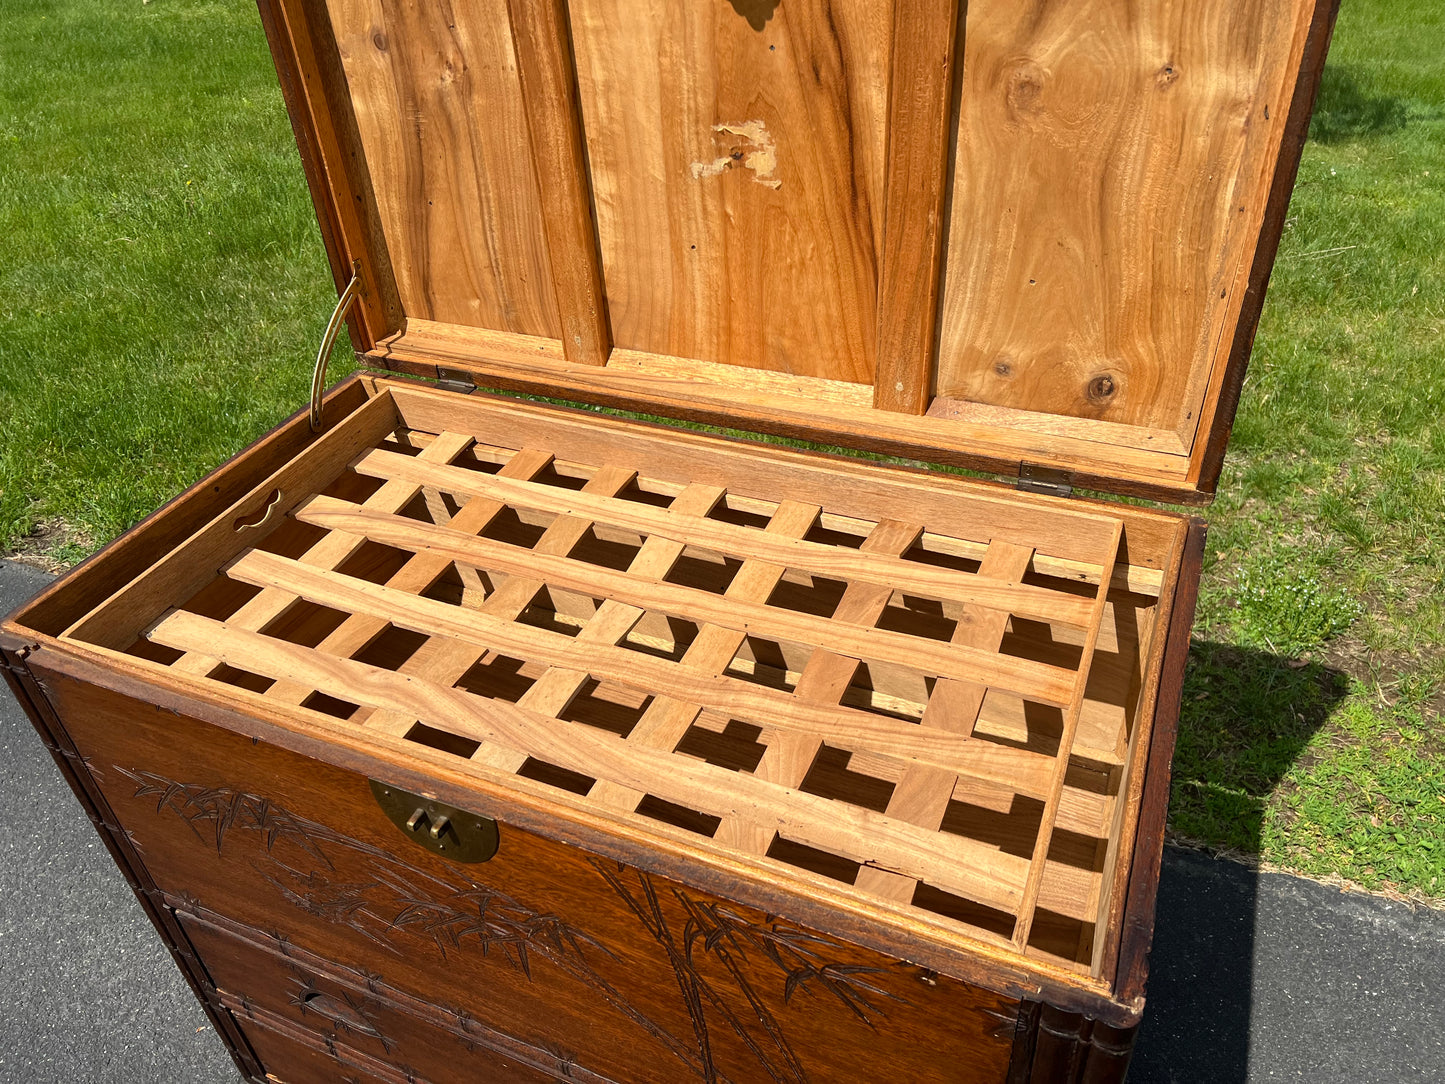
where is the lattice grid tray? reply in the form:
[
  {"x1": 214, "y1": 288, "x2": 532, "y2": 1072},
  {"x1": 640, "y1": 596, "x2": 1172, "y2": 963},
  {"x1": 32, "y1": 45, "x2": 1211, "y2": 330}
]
[{"x1": 61, "y1": 387, "x2": 1169, "y2": 977}]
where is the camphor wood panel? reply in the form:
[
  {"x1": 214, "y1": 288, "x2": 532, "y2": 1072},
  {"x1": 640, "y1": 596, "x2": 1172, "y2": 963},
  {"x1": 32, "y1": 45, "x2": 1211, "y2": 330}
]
[
  {"x1": 272, "y1": 0, "x2": 1335, "y2": 498},
  {"x1": 33, "y1": 666, "x2": 1021, "y2": 1084},
  {"x1": 47, "y1": 381, "x2": 1179, "y2": 976},
  {"x1": 567, "y1": 0, "x2": 891, "y2": 382},
  {"x1": 320, "y1": 0, "x2": 560, "y2": 336},
  {"x1": 937, "y1": 0, "x2": 1314, "y2": 441}
]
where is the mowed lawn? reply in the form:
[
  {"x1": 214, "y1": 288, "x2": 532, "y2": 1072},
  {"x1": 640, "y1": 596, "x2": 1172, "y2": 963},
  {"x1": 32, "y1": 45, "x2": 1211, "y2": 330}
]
[{"x1": 1, "y1": 0, "x2": 1442, "y2": 896}]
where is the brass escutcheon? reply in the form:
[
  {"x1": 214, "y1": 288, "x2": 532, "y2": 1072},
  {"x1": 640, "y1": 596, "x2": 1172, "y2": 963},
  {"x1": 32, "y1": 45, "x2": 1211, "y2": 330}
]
[{"x1": 369, "y1": 780, "x2": 499, "y2": 863}]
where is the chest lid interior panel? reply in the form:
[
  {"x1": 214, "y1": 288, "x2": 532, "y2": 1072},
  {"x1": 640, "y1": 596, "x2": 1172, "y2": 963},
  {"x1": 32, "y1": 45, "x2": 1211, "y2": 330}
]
[{"x1": 264, "y1": 0, "x2": 1337, "y2": 501}]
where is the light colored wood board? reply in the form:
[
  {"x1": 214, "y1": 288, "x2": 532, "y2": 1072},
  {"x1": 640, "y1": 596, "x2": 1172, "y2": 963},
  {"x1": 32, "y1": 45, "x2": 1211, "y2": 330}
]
[
  {"x1": 411, "y1": 434, "x2": 1161, "y2": 582},
  {"x1": 1091, "y1": 518, "x2": 1187, "y2": 976},
  {"x1": 62, "y1": 391, "x2": 401, "y2": 652},
  {"x1": 263, "y1": 444, "x2": 559, "y2": 709},
  {"x1": 321, "y1": 0, "x2": 558, "y2": 334},
  {"x1": 562, "y1": 0, "x2": 891, "y2": 381},
  {"x1": 293, "y1": 497, "x2": 1081, "y2": 705},
  {"x1": 927, "y1": 397, "x2": 1187, "y2": 457},
  {"x1": 873, "y1": 0, "x2": 960, "y2": 414},
  {"x1": 415, "y1": 446, "x2": 1165, "y2": 594},
  {"x1": 170, "y1": 428, "x2": 474, "y2": 680},
  {"x1": 351, "y1": 447, "x2": 1101, "y2": 626},
  {"x1": 147, "y1": 610, "x2": 1033, "y2": 915},
  {"x1": 504, "y1": 0, "x2": 611, "y2": 365},
  {"x1": 937, "y1": 0, "x2": 1304, "y2": 438},
  {"x1": 383, "y1": 383, "x2": 1146, "y2": 568}
]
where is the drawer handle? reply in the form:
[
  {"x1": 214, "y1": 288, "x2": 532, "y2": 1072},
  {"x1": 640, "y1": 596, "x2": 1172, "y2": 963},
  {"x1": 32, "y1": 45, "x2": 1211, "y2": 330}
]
[{"x1": 370, "y1": 780, "x2": 499, "y2": 863}]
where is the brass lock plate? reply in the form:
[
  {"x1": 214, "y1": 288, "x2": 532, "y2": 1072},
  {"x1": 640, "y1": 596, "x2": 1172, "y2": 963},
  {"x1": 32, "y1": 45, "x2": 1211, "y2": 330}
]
[{"x1": 369, "y1": 780, "x2": 499, "y2": 863}]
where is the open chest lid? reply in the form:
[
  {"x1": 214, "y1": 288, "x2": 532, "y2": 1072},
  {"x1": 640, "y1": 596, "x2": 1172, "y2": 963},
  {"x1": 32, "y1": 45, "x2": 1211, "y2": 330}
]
[{"x1": 261, "y1": 0, "x2": 1337, "y2": 504}]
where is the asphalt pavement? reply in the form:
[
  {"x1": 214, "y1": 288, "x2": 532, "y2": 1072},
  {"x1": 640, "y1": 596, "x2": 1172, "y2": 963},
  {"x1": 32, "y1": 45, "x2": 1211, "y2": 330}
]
[{"x1": 1, "y1": 559, "x2": 1441, "y2": 1082}]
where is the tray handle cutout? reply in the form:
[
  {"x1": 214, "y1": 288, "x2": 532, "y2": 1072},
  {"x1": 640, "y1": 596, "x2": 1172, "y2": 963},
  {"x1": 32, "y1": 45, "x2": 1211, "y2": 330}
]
[{"x1": 233, "y1": 488, "x2": 283, "y2": 533}]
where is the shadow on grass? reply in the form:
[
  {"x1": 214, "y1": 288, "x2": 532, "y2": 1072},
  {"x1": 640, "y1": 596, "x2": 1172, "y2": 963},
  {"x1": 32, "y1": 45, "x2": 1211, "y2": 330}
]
[
  {"x1": 1309, "y1": 65, "x2": 1410, "y2": 142},
  {"x1": 1132, "y1": 643, "x2": 1348, "y2": 1080}
]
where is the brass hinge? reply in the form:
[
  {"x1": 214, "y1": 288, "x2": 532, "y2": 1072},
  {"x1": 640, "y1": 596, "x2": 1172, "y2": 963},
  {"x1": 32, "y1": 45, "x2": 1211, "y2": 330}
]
[
  {"x1": 1016, "y1": 463, "x2": 1074, "y2": 498},
  {"x1": 435, "y1": 367, "x2": 478, "y2": 395}
]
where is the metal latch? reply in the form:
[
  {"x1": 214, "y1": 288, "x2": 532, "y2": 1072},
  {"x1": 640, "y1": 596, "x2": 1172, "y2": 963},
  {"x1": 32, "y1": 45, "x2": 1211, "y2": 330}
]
[
  {"x1": 370, "y1": 780, "x2": 499, "y2": 863},
  {"x1": 1016, "y1": 464, "x2": 1074, "y2": 498}
]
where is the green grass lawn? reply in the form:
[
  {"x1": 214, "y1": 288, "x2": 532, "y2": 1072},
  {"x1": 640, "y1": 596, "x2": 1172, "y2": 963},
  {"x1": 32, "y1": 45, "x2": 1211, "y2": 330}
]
[{"x1": 2, "y1": 0, "x2": 1442, "y2": 897}]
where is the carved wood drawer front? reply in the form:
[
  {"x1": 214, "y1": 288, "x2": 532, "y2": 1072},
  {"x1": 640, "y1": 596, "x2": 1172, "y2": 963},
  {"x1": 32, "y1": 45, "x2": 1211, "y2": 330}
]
[
  {"x1": 230, "y1": 1007, "x2": 413, "y2": 1084},
  {"x1": 178, "y1": 910, "x2": 564, "y2": 1084},
  {"x1": 39, "y1": 667, "x2": 1021, "y2": 1084}
]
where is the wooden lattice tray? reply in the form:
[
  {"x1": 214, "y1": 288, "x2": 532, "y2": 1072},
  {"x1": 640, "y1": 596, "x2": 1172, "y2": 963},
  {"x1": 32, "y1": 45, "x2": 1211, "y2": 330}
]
[{"x1": 54, "y1": 378, "x2": 1188, "y2": 981}]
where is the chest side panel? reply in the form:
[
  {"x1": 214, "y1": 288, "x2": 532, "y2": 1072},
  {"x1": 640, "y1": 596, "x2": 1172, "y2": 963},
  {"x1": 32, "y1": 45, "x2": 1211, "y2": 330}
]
[{"x1": 35, "y1": 664, "x2": 1019, "y2": 1084}]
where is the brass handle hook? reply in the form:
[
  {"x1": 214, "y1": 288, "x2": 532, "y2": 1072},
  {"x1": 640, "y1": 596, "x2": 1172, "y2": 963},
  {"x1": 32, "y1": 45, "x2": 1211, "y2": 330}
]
[{"x1": 308, "y1": 261, "x2": 363, "y2": 432}]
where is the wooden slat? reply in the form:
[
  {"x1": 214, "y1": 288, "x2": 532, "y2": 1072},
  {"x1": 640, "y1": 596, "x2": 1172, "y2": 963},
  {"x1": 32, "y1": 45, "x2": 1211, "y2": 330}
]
[
  {"x1": 384, "y1": 382, "x2": 1140, "y2": 564},
  {"x1": 294, "y1": 497, "x2": 1080, "y2": 706},
  {"x1": 171, "y1": 430, "x2": 476, "y2": 681},
  {"x1": 259, "y1": 442, "x2": 557, "y2": 708},
  {"x1": 1013, "y1": 522, "x2": 1125, "y2": 949},
  {"x1": 873, "y1": 0, "x2": 961, "y2": 414},
  {"x1": 715, "y1": 519, "x2": 923, "y2": 853},
  {"x1": 505, "y1": 0, "x2": 611, "y2": 365},
  {"x1": 364, "y1": 463, "x2": 638, "y2": 749},
  {"x1": 853, "y1": 540, "x2": 1036, "y2": 904},
  {"x1": 352, "y1": 447, "x2": 1098, "y2": 626},
  {"x1": 147, "y1": 611, "x2": 1032, "y2": 915},
  {"x1": 62, "y1": 391, "x2": 400, "y2": 652},
  {"x1": 585, "y1": 500, "x2": 823, "y2": 813}
]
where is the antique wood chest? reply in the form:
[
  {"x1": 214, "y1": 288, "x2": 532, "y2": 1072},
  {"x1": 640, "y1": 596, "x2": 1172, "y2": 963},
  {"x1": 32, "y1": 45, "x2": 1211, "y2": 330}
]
[{"x1": 2, "y1": 0, "x2": 1337, "y2": 1080}]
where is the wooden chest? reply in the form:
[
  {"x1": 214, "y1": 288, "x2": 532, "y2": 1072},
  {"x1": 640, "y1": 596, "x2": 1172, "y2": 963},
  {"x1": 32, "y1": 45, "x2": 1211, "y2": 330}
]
[{"x1": 2, "y1": 0, "x2": 1337, "y2": 1080}]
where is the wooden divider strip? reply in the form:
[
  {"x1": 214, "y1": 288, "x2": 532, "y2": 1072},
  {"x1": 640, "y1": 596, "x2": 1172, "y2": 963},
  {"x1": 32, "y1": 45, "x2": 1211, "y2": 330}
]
[
  {"x1": 294, "y1": 497, "x2": 1079, "y2": 704},
  {"x1": 1013, "y1": 522, "x2": 1125, "y2": 950},
  {"x1": 352, "y1": 447, "x2": 1097, "y2": 626},
  {"x1": 147, "y1": 610, "x2": 1032, "y2": 914},
  {"x1": 505, "y1": 0, "x2": 611, "y2": 365}
]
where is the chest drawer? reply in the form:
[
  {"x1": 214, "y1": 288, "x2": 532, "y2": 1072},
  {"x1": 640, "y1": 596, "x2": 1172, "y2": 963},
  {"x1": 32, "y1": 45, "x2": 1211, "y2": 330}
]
[{"x1": 180, "y1": 909, "x2": 563, "y2": 1083}]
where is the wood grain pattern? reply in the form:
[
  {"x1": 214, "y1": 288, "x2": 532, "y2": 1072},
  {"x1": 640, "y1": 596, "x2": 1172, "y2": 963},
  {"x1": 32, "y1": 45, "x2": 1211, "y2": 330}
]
[
  {"x1": 872, "y1": 0, "x2": 960, "y2": 413},
  {"x1": 565, "y1": 0, "x2": 891, "y2": 381},
  {"x1": 505, "y1": 0, "x2": 611, "y2": 365},
  {"x1": 321, "y1": 0, "x2": 559, "y2": 335},
  {"x1": 937, "y1": 0, "x2": 1312, "y2": 441}
]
